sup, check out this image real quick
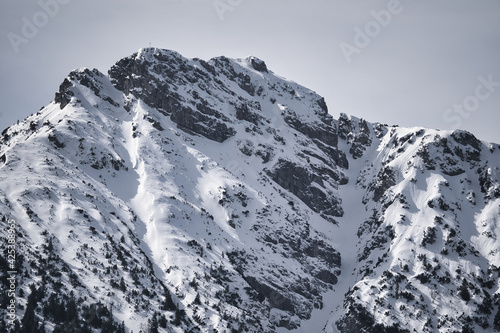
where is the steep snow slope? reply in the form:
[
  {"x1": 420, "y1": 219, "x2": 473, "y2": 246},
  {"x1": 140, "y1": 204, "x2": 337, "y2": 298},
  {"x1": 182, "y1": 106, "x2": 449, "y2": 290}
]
[
  {"x1": 333, "y1": 118, "x2": 500, "y2": 333},
  {"x1": 0, "y1": 48, "x2": 499, "y2": 333},
  {"x1": 0, "y1": 49, "x2": 345, "y2": 332}
]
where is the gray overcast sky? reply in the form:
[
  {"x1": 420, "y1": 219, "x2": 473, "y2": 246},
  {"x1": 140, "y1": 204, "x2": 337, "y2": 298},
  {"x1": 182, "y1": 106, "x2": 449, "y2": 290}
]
[{"x1": 1, "y1": 0, "x2": 499, "y2": 143}]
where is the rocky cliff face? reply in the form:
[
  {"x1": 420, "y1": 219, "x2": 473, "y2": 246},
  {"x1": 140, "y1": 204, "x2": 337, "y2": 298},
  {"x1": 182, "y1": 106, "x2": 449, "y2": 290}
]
[{"x1": 0, "y1": 48, "x2": 499, "y2": 333}]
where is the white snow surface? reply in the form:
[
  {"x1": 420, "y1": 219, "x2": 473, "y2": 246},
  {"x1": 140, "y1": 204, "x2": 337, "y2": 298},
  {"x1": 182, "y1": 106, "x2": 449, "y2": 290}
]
[{"x1": 0, "y1": 48, "x2": 499, "y2": 333}]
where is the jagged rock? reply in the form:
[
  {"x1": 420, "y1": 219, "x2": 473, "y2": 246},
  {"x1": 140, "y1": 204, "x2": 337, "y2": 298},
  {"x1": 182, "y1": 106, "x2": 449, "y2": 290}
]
[
  {"x1": 370, "y1": 166, "x2": 396, "y2": 202},
  {"x1": 235, "y1": 102, "x2": 262, "y2": 125},
  {"x1": 170, "y1": 105, "x2": 236, "y2": 142},
  {"x1": 250, "y1": 56, "x2": 268, "y2": 73},
  {"x1": 54, "y1": 77, "x2": 73, "y2": 109},
  {"x1": 338, "y1": 113, "x2": 372, "y2": 159},
  {"x1": 317, "y1": 97, "x2": 329, "y2": 115},
  {"x1": 451, "y1": 129, "x2": 482, "y2": 151},
  {"x1": 267, "y1": 159, "x2": 343, "y2": 218},
  {"x1": 284, "y1": 113, "x2": 338, "y2": 147},
  {"x1": 244, "y1": 276, "x2": 294, "y2": 312}
]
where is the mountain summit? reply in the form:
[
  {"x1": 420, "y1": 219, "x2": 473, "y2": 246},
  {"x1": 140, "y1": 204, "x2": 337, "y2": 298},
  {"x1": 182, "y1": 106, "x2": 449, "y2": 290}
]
[{"x1": 1, "y1": 48, "x2": 500, "y2": 333}]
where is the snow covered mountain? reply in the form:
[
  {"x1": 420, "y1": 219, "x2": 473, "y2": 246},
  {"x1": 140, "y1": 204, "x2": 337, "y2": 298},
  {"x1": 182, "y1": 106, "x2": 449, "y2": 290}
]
[{"x1": 1, "y1": 48, "x2": 499, "y2": 333}]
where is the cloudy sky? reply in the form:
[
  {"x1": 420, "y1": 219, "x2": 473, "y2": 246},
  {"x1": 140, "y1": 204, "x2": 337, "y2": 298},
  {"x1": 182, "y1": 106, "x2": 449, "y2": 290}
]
[{"x1": 1, "y1": 0, "x2": 499, "y2": 143}]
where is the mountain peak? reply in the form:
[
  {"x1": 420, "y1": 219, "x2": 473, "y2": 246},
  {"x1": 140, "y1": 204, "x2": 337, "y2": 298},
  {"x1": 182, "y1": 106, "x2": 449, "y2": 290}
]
[
  {"x1": 135, "y1": 47, "x2": 183, "y2": 60},
  {"x1": 246, "y1": 56, "x2": 269, "y2": 73},
  {"x1": 1, "y1": 48, "x2": 500, "y2": 333}
]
